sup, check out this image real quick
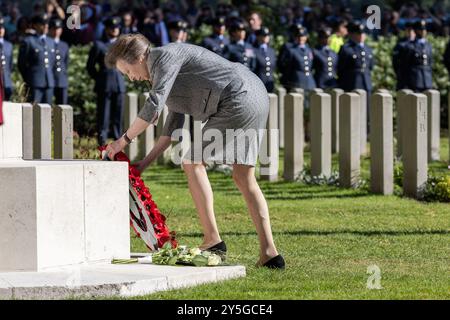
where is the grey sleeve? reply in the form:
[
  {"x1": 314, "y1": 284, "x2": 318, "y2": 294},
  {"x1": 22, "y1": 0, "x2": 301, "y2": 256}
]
[
  {"x1": 137, "y1": 48, "x2": 183, "y2": 122},
  {"x1": 161, "y1": 111, "x2": 186, "y2": 138}
]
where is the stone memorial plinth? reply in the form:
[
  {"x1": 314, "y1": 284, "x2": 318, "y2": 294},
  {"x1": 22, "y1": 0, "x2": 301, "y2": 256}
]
[
  {"x1": 124, "y1": 93, "x2": 139, "y2": 161},
  {"x1": 402, "y1": 93, "x2": 428, "y2": 199},
  {"x1": 0, "y1": 161, "x2": 130, "y2": 272},
  {"x1": 370, "y1": 93, "x2": 394, "y2": 195},
  {"x1": 260, "y1": 93, "x2": 279, "y2": 181},
  {"x1": 310, "y1": 92, "x2": 331, "y2": 177},
  {"x1": 283, "y1": 93, "x2": 304, "y2": 181},
  {"x1": 138, "y1": 93, "x2": 155, "y2": 161},
  {"x1": 330, "y1": 88, "x2": 343, "y2": 154},
  {"x1": 425, "y1": 89, "x2": 440, "y2": 162},
  {"x1": 276, "y1": 87, "x2": 286, "y2": 149},
  {"x1": 396, "y1": 89, "x2": 413, "y2": 158},
  {"x1": 339, "y1": 93, "x2": 361, "y2": 188},
  {"x1": 353, "y1": 89, "x2": 367, "y2": 155}
]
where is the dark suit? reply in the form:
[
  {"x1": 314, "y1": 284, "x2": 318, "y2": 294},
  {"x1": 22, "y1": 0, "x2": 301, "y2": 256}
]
[
  {"x1": 278, "y1": 42, "x2": 316, "y2": 91},
  {"x1": 201, "y1": 34, "x2": 229, "y2": 57},
  {"x1": 87, "y1": 39, "x2": 126, "y2": 145},
  {"x1": 312, "y1": 45, "x2": 338, "y2": 89},
  {"x1": 53, "y1": 39, "x2": 69, "y2": 105},
  {"x1": 392, "y1": 37, "x2": 413, "y2": 90},
  {"x1": 0, "y1": 39, "x2": 13, "y2": 101},
  {"x1": 18, "y1": 34, "x2": 56, "y2": 104},
  {"x1": 443, "y1": 40, "x2": 450, "y2": 76},
  {"x1": 223, "y1": 41, "x2": 256, "y2": 72},
  {"x1": 337, "y1": 40, "x2": 374, "y2": 92},
  {"x1": 253, "y1": 44, "x2": 276, "y2": 93},
  {"x1": 404, "y1": 39, "x2": 433, "y2": 92}
]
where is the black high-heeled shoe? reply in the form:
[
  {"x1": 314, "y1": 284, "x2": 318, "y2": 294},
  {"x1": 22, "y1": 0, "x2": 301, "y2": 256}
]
[
  {"x1": 262, "y1": 254, "x2": 285, "y2": 269},
  {"x1": 205, "y1": 241, "x2": 227, "y2": 261}
]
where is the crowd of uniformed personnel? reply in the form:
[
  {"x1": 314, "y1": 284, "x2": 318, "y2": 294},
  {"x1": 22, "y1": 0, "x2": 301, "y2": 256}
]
[{"x1": 1, "y1": 0, "x2": 450, "y2": 144}]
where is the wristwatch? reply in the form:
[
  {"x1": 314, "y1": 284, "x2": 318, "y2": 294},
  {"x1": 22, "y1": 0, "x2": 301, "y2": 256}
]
[{"x1": 122, "y1": 132, "x2": 134, "y2": 144}]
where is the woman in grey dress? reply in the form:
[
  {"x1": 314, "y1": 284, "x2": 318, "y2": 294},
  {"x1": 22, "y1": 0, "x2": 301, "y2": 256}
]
[{"x1": 104, "y1": 34, "x2": 285, "y2": 269}]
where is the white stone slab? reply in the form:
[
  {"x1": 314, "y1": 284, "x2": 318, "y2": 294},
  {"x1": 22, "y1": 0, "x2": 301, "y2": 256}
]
[
  {"x1": 83, "y1": 162, "x2": 130, "y2": 262},
  {"x1": 0, "y1": 160, "x2": 130, "y2": 272},
  {"x1": 0, "y1": 263, "x2": 246, "y2": 299},
  {"x1": 0, "y1": 102, "x2": 23, "y2": 160}
]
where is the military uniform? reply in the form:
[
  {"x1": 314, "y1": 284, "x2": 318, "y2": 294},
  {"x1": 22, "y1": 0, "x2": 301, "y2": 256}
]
[
  {"x1": 403, "y1": 20, "x2": 433, "y2": 92},
  {"x1": 50, "y1": 19, "x2": 69, "y2": 105},
  {"x1": 278, "y1": 25, "x2": 316, "y2": 92},
  {"x1": 313, "y1": 29, "x2": 338, "y2": 89},
  {"x1": 86, "y1": 17, "x2": 125, "y2": 145},
  {"x1": 253, "y1": 27, "x2": 276, "y2": 93},
  {"x1": 337, "y1": 37, "x2": 374, "y2": 92},
  {"x1": 201, "y1": 18, "x2": 229, "y2": 57},
  {"x1": 392, "y1": 22, "x2": 415, "y2": 90},
  {"x1": 18, "y1": 22, "x2": 56, "y2": 104},
  {"x1": 0, "y1": 35, "x2": 13, "y2": 101},
  {"x1": 223, "y1": 20, "x2": 256, "y2": 72}
]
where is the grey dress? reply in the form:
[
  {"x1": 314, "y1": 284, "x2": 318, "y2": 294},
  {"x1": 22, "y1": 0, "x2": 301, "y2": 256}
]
[{"x1": 138, "y1": 42, "x2": 269, "y2": 166}]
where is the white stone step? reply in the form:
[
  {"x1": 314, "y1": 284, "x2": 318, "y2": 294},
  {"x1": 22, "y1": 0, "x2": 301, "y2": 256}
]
[{"x1": 0, "y1": 263, "x2": 246, "y2": 299}]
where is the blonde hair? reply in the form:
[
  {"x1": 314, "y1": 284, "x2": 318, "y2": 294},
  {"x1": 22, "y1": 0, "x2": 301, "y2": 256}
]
[{"x1": 104, "y1": 33, "x2": 152, "y2": 68}]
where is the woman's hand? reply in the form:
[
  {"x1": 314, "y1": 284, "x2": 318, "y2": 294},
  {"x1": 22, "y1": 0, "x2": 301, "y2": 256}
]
[
  {"x1": 132, "y1": 159, "x2": 150, "y2": 174},
  {"x1": 104, "y1": 137, "x2": 127, "y2": 160}
]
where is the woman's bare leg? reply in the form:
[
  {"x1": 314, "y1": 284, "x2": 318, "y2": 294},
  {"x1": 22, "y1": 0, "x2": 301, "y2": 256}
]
[
  {"x1": 232, "y1": 164, "x2": 279, "y2": 265},
  {"x1": 182, "y1": 161, "x2": 221, "y2": 249}
]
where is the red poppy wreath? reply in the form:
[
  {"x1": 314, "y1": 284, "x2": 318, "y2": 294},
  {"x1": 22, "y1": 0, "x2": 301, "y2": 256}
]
[{"x1": 98, "y1": 146, "x2": 177, "y2": 251}]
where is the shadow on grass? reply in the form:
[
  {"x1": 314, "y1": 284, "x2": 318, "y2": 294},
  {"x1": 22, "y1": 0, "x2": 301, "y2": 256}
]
[{"x1": 179, "y1": 229, "x2": 450, "y2": 238}]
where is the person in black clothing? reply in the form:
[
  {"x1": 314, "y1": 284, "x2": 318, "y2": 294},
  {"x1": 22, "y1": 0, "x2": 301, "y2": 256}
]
[{"x1": 86, "y1": 17, "x2": 125, "y2": 145}]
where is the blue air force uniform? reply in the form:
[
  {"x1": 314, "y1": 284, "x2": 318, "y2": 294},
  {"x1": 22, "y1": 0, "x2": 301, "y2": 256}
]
[
  {"x1": 252, "y1": 27, "x2": 276, "y2": 92},
  {"x1": 0, "y1": 37, "x2": 13, "y2": 101},
  {"x1": 53, "y1": 39, "x2": 69, "y2": 104},
  {"x1": 278, "y1": 42, "x2": 316, "y2": 91},
  {"x1": 18, "y1": 33, "x2": 56, "y2": 104},
  {"x1": 254, "y1": 43, "x2": 277, "y2": 93},
  {"x1": 312, "y1": 28, "x2": 338, "y2": 89},
  {"x1": 403, "y1": 20, "x2": 433, "y2": 92},
  {"x1": 86, "y1": 18, "x2": 125, "y2": 145},
  {"x1": 223, "y1": 20, "x2": 256, "y2": 72},
  {"x1": 201, "y1": 17, "x2": 229, "y2": 56},
  {"x1": 404, "y1": 39, "x2": 433, "y2": 91},
  {"x1": 337, "y1": 40, "x2": 374, "y2": 92},
  {"x1": 313, "y1": 45, "x2": 338, "y2": 89},
  {"x1": 392, "y1": 22, "x2": 415, "y2": 90},
  {"x1": 50, "y1": 19, "x2": 69, "y2": 105},
  {"x1": 202, "y1": 34, "x2": 229, "y2": 57},
  {"x1": 224, "y1": 40, "x2": 256, "y2": 72}
]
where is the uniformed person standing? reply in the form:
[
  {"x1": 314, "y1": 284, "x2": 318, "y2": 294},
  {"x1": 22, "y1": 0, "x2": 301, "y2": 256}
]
[
  {"x1": 253, "y1": 27, "x2": 276, "y2": 93},
  {"x1": 278, "y1": 24, "x2": 316, "y2": 95},
  {"x1": 337, "y1": 20, "x2": 374, "y2": 94},
  {"x1": 312, "y1": 28, "x2": 338, "y2": 90},
  {"x1": 18, "y1": 14, "x2": 56, "y2": 104},
  {"x1": 86, "y1": 17, "x2": 125, "y2": 146},
  {"x1": 48, "y1": 18, "x2": 69, "y2": 105},
  {"x1": 167, "y1": 20, "x2": 188, "y2": 43},
  {"x1": 0, "y1": 17, "x2": 13, "y2": 101},
  {"x1": 392, "y1": 21, "x2": 415, "y2": 90},
  {"x1": 223, "y1": 20, "x2": 256, "y2": 72},
  {"x1": 200, "y1": 17, "x2": 229, "y2": 57},
  {"x1": 404, "y1": 19, "x2": 433, "y2": 92}
]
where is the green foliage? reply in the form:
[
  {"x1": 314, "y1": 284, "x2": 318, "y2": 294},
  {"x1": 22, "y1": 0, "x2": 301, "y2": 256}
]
[{"x1": 424, "y1": 173, "x2": 450, "y2": 203}]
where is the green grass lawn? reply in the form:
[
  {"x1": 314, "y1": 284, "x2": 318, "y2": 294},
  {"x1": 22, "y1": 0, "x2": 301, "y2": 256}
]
[{"x1": 127, "y1": 137, "x2": 450, "y2": 300}]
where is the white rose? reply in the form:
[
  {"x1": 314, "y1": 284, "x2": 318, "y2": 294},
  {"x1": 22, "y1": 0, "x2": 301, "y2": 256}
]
[
  {"x1": 189, "y1": 247, "x2": 202, "y2": 256},
  {"x1": 207, "y1": 254, "x2": 222, "y2": 266}
]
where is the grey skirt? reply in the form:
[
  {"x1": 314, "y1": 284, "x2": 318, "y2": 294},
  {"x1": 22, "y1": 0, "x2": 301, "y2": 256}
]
[{"x1": 183, "y1": 64, "x2": 269, "y2": 166}]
